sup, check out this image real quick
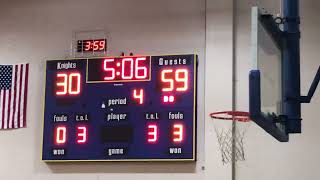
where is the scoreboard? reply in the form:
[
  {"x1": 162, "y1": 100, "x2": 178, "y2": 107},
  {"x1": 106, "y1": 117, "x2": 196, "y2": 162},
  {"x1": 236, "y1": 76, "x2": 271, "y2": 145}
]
[{"x1": 42, "y1": 54, "x2": 197, "y2": 162}]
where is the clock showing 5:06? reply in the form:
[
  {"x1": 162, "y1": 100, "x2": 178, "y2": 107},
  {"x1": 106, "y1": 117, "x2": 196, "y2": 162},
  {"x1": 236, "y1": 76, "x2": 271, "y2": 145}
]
[{"x1": 87, "y1": 56, "x2": 151, "y2": 82}]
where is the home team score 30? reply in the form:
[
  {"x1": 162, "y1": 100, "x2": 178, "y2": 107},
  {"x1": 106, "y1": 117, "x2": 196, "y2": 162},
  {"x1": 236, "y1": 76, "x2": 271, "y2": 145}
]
[{"x1": 42, "y1": 54, "x2": 198, "y2": 162}]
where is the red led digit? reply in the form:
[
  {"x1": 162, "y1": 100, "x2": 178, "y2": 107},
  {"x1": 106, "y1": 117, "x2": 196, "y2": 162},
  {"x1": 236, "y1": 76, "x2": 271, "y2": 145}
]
[
  {"x1": 103, "y1": 59, "x2": 115, "y2": 80},
  {"x1": 176, "y1": 69, "x2": 188, "y2": 91},
  {"x1": 160, "y1": 69, "x2": 189, "y2": 93},
  {"x1": 54, "y1": 126, "x2": 67, "y2": 145},
  {"x1": 56, "y1": 73, "x2": 68, "y2": 95},
  {"x1": 93, "y1": 41, "x2": 99, "y2": 51},
  {"x1": 135, "y1": 57, "x2": 147, "y2": 79},
  {"x1": 173, "y1": 124, "x2": 184, "y2": 143},
  {"x1": 68, "y1": 73, "x2": 81, "y2": 95},
  {"x1": 76, "y1": 126, "x2": 87, "y2": 144},
  {"x1": 99, "y1": 40, "x2": 106, "y2": 50},
  {"x1": 84, "y1": 41, "x2": 91, "y2": 51},
  {"x1": 133, "y1": 89, "x2": 144, "y2": 104},
  {"x1": 122, "y1": 58, "x2": 134, "y2": 79},
  {"x1": 161, "y1": 69, "x2": 174, "y2": 92},
  {"x1": 147, "y1": 124, "x2": 158, "y2": 143},
  {"x1": 56, "y1": 73, "x2": 81, "y2": 96}
]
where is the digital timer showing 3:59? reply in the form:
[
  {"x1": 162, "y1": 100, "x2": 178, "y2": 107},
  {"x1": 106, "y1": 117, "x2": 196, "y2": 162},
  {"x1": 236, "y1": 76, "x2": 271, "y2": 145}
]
[{"x1": 77, "y1": 39, "x2": 107, "y2": 52}]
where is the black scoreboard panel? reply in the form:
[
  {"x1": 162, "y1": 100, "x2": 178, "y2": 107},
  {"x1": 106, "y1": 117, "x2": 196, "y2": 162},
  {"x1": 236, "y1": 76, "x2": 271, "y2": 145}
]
[{"x1": 42, "y1": 54, "x2": 197, "y2": 162}]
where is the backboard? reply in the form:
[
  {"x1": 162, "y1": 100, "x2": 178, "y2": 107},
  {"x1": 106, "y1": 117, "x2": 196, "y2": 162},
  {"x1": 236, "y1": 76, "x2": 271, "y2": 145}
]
[
  {"x1": 249, "y1": 2, "x2": 320, "y2": 142},
  {"x1": 252, "y1": 7, "x2": 283, "y2": 116},
  {"x1": 249, "y1": 7, "x2": 288, "y2": 142}
]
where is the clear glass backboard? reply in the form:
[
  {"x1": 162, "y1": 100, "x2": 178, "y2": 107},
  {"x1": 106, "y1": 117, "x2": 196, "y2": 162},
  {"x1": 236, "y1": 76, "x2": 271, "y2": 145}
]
[{"x1": 251, "y1": 7, "x2": 283, "y2": 116}]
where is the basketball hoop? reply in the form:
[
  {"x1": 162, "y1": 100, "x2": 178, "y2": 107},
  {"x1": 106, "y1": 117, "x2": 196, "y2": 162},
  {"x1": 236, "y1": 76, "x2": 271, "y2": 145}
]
[{"x1": 209, "y1": 111, "x2": 251, "y2": 164}]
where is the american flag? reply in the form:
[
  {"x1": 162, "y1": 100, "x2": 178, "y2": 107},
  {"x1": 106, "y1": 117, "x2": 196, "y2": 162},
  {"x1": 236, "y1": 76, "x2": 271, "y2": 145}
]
[{"x1": 0, "y1": 64, "x2": 29, "y2": 129}]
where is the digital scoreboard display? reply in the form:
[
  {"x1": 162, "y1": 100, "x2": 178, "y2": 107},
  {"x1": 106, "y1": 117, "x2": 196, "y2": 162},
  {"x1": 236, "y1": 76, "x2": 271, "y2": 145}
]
[
  {"x1": 42, "y1": 54, "x2": 197, "y2": 162},
  {"x1": 77, "y1": 39, "x2": 107, "y2": 52}
]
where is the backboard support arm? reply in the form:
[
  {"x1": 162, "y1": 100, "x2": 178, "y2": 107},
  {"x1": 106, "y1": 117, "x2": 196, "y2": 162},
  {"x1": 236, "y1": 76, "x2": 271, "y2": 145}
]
[{"x1": 300, "y1": 66, "x2": 320, "y2": 103}]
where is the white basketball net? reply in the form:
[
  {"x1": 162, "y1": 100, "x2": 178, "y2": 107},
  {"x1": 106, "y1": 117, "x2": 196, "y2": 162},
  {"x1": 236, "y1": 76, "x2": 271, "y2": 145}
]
[
  {"x1": 214, "y1": 125, "x2": 246, "y2": 164},
  {"x1": 210, "y1": 112, "x2": 250, "y2": 165}
]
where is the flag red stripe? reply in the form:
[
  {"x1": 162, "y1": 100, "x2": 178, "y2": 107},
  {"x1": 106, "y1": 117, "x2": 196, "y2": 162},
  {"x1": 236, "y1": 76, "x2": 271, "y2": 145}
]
[
  {"x1": 7, "y1": 89, "x2": 11, "y2": 129},
  {"x1": 12, "y1": 65, "x2": 18, "y2": 128},
  {"x1": 22, "y1": 64, "x2": 29, "y2": 127},
  {"x1": 1, "y1": 91, "x2": 6, "y2": 129},
  {"x1": 0, "y1": 91, "x2": 2, "y2": 129},
  {"x1": 17, "y1": 65, "x2": 23, "y2": 128}
]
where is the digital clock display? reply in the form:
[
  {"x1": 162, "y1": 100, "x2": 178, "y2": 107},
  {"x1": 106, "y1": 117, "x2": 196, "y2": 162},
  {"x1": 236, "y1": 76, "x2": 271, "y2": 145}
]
[
  {"x1": 87, "y1": 56, "x2": 151, "y2": 82},
  {"x1": 42, "y1": 54, "x2": 197, "y2": 162},
  {"x1": 77, "y1": 39, "x2": 107, "y2": 52}
]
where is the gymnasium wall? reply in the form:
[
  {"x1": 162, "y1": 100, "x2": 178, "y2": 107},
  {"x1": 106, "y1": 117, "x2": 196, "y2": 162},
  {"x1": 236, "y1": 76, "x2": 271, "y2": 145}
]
[{"x1": 0, "y1": 0, "x2": 319, "y2": 180}]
